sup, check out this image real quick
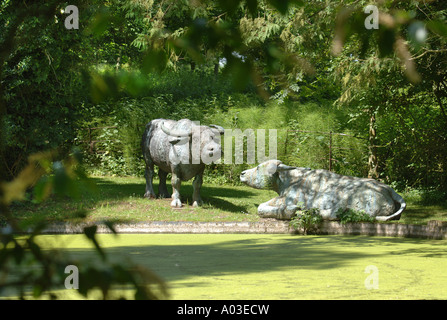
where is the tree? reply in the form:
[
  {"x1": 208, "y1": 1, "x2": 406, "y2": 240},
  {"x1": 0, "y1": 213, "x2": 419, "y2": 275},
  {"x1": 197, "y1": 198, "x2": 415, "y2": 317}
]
[
  {"x1": 1, "y1": 1, "x2": 89, "y2": 179},
  {"x1": 2, "y1": 0, "x2": 447, "y2": 300},
  {"x1": 0, "y1": 0, "x2": 167, "y2": 300},
  {"x1": 331, "y1": 1, "x2": 447, "y2": 187},
  {"x1": 85, "y1": 0, "x2": 447, "y2": 187}
]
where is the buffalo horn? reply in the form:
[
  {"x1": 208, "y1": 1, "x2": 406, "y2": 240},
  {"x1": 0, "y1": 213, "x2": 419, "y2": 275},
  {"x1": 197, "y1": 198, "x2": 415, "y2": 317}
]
[
  {"x1": 209, "y1": 124, "x2": 225, "y2": 135},
  {"x1": 277, "y1": 164, "x2": 296, "y2": 171},
  {"x1": 160, "y1": 121, "x2": 192, "y2": 137}
]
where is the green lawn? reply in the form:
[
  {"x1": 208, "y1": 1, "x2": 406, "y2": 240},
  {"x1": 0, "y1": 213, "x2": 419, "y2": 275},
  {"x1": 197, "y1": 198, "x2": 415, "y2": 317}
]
[
  {"x1": 10, "y1": 176, "x2": 273, "y2": 225},
  {"x1": 8, "y1": 233, "x2": 447, "y2": 300},
  {"x1": 10, "y1": 175, "x2": 447, "y2": 226}
]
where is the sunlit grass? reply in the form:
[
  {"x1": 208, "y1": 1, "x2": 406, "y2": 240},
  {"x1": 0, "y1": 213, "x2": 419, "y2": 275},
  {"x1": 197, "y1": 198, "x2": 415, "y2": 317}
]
[
  {"x1": 10, "y1": 176, "x2": 277, "y2": 225},
  {"x1": 8, "y1": 175, "x2": 447, "y2": 226}
]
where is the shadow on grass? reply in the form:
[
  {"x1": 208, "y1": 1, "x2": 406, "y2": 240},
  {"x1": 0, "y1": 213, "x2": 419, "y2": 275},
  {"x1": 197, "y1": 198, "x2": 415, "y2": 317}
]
[
  {"x1": 93, "y1": 177, "x2": 256, "y2": 198},
  {"x1": 91, "y1": 177, "x2": 260, "y2": 214},
  {"x1": 9, "y1": 176, "x2": 265, "y2": 224},
  {"x1": 399, "y1": 205, "x2": 447, "y2": 225},
  {"x1": 202, "y1": 196, "x2": 250, "y2": 214}
]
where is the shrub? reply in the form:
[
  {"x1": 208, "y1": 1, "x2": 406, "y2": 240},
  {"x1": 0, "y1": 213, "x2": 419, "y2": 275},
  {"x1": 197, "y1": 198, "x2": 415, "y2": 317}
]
[
  {"x1": 336, "y1": 208, "x2": 376, "y2": 224},
  {"x1": 290, "y1": 208, "x2": 323, "y2": 235}
]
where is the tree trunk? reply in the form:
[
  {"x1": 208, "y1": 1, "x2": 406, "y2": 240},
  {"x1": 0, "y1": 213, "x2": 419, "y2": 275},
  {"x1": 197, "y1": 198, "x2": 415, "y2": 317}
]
[
  {"x1": 434, "y1": 81, "x2": 447, "y2": 124},
  {"x1": 368, "y1": 112, "x2": 379, "y2": 179},
  {"x1": 214, "y1": 63, "x2": 219, "y2": 75}
]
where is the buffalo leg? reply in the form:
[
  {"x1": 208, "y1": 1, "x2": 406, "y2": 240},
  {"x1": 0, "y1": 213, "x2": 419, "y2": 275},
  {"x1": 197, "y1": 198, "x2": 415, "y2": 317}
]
[
  {"x1": 258, "y1": 197, "x2": 298, "y2": 220},
  {"x1": 144, "y1": 163, "x2": 156, "y2": 199},
  {"x1": 170, "y1": 171, "x2": 182, "y2": 207},
  {"x1": 158, "y1": 170, "x2": 171, "y2": 198},
  {"x1": 192, "y1": 172, "x2": 203, "y2": 207}
]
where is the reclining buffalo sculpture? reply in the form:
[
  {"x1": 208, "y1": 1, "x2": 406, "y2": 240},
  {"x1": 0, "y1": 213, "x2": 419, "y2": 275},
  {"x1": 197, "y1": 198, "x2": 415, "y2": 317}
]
[
  {"x1": 141, "y1": 119, "x2": 224, "y2": 207},
  {"x1": 240, "y1": 160, "x2": 406, "y2": 221}
]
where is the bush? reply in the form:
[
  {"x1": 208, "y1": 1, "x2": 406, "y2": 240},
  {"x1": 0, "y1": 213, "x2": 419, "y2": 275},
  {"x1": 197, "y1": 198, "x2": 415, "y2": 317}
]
[
  {"x1": 336, "y1": 208, "x2": 376, "y2": 224},
  {"x1": 399, "y1": 186, "x2": 447, "y2": 207},
  {"x1": 289, "y1": 208, "x2": 323, "y2": 235},
  {"x1": 285, "y1": 102, "x2": 368, "y2": 177}
]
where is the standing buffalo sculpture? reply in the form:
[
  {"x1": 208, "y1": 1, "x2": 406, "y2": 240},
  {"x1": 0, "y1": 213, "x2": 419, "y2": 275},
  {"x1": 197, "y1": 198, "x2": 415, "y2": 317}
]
[
  {"x1": 240, "y1": 159, "x2": 406, "y2": 221},
  {"x1": 141, "y1": 118, "x2": 224, "y2": 207}
]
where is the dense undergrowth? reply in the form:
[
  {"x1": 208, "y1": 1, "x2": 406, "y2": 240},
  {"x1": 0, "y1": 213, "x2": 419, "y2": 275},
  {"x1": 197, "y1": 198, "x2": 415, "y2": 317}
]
[{"x1": 76, "y1": 69, "x2": 368, "y2": 184}]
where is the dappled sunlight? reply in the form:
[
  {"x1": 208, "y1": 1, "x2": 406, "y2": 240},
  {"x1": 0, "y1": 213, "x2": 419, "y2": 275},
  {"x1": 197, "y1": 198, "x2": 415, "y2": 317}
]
[
  {"x1": 10, "y1": 176, "x2": 274, "y2": 224},
  {"x1": 2, "y1": 0, "x2": 447, "y2": 302}
]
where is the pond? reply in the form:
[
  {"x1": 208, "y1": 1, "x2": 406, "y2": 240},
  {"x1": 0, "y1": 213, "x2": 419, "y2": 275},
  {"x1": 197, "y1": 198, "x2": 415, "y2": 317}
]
[{"x1": 6, "y1": 233, "x2": 446, "y2": 300}]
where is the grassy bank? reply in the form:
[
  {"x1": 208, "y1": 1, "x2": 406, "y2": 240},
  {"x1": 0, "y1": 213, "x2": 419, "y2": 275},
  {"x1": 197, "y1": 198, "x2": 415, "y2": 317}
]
[
  {"x1": 11, "y1": 176, "x2": 272, "y2": 225},
  {"x1": 9, "y1": 176, "x2": 447, "y2": 226}
]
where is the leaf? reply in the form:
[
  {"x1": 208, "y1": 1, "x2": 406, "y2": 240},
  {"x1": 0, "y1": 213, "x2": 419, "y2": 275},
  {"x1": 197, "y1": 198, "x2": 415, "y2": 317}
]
[
  {"x1": 0, "y1": 153, "x2": 48, "y2": 205},
  {"x1": 89, "y1": 72, "x2": 119, "y2": 103},
  {"x1": 86, "y1": 9, "x2": 113, "y2": 37},
  {"x1": 332, "y1": 7, "x2": 356, "y2": 55},
  {"x1": 224, "y1": 57, "x2": 252, "y2": 90},
  {"x1": 267, "y1": 0, "x2": 303, "y2": 14},
  {"x1": 33, "y1": 285, "x2": 43, "y2": 298},
  {"x1": 427, "y1": 20, "x2": 447, "y2": 38},
  {"x1": 84, "y1": 225, "x2": 97, "y2": 240},
  {"x1": 217, "y1": 0, "x2": 242, "y2": 15},
  {"x1": 378, "y1": 28, "x2": 395, "y2": 57},
  {"x1": 142, "y1": 50, "x2": 168, "y2": 74},
  {"x1": 27, "y1": 238, "x2": 43, "y2": 260},
  {"x1": 84, "y1": 225, "x2": 106, "y2": 261},
  {"x1": 32, "y1": 175, "x2": 52, "y2": 203},
  {"x1": 53, "y1": 161, "x2": 70, "y2": 196},
  {"x1": 245, "y1": 0, "x2": 258, "y2": 17},
  {"x1": 268, "y1": 0, "x2": 288, "y2": 14},
  {"x1": 13, "y1": 242, "x2": 24, "y2": 264},
  {"x1": 103, "y1": 220, "x2": 117, "y2": 235}
]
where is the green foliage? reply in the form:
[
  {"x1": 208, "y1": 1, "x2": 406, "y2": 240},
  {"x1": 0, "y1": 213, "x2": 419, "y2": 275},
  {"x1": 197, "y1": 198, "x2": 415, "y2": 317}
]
[
  {"x1": 398, "y1": 185, "x2": 447, "y2": 207},
  {"x1": 77, "y1": 69, "x2": 260, "y2": 177},
  {"x1": 0, "y1": 150, "x2": 167, "y2": 299},
  {"x1": 1, "y1": 1, "x2": 91, "y2": 178},
  {"x1": 289, "y1": 208, "x2": 323, "y2": 235},
  {"x1": 284, "y1": 103, "x2": 368, "y2": 176},
  {"x1": 2, "y1": 0, "x2": 447, "y2": 300},
  {"x1": 331, "y1": 1, "x2": 447, "y2": 188},
  {"x1": 73, "y1": 0, "x2": 447, "y2": 190},
  {"x1": 0, "y1": 0, "x2": 144, "y2": 180},
  {"x1": 336, "y1": 208, "x2": 376, "y2": 224}
]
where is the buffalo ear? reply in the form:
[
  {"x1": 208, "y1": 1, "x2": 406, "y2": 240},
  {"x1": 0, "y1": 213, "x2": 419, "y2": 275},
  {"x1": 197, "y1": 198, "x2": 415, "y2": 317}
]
[
  {"x1": 168, "y1": 136, "x2": 189, "y2": 145},
  {"x1": 266, "y1": 163, "x2": 278, "y2": 175},
  {"x1": 277, "y1": 164, "x2": 296, "y2": 171},
  {"x1": 209, "y1": 125, "x2": 225, "y2": 135}
]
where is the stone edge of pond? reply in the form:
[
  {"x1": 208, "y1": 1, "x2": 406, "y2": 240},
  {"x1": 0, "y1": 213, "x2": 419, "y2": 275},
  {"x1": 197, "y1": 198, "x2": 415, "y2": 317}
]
[{"x1": 36, "y1": 220, "x2": 447, "y2": 240}]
